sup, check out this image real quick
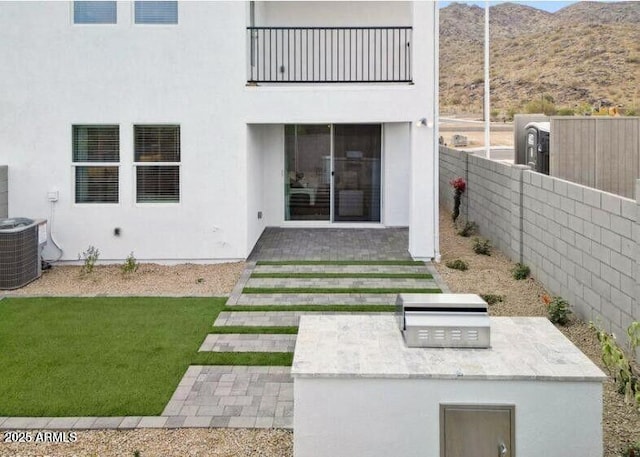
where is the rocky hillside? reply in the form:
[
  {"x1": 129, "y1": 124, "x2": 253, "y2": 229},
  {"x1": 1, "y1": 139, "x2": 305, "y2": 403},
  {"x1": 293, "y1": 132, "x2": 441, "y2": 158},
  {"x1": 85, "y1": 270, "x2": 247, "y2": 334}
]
[{"x1": 440, "y1": 1, "x2": 640, "y2": 115}]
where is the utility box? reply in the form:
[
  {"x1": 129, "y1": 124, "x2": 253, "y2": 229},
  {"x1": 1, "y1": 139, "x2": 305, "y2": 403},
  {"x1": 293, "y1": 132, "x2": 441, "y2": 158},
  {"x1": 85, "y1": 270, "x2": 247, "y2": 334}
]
[
  {"x1": 524, "y1": 122, "x2": 550, "y2": 175},
  {"x1": 440, "y1": 404, "x2": 514, "y2": 457}
]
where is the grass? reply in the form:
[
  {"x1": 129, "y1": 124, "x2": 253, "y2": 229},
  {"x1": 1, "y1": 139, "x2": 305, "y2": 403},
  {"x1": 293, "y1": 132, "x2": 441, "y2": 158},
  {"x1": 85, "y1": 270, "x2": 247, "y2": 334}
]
[
  {"x1": 192, "y1": 352, "x2": 294, "y2": 366},
  {"x1": 242, "y1": 287, "x2": 442, "y2": 294},
  {"x1": 0, "y1": 296, "x2": 226, "y2": 416},
  {"x1": 250, "y1": 273, "x2": 433, "y2": 279},
  {"x1": 224, "y1": 305, "x2": 396, "y2": 312},
  {"x1": 256, "y1": 260, "x2": 424, "y2": 266}
]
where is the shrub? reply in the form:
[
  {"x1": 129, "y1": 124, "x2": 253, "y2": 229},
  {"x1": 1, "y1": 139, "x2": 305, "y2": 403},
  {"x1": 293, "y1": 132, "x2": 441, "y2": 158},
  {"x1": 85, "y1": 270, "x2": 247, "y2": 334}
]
[
  {"x1": 556, "y1": 107, "x2": 575, "y2": 116},
  {"x1": 543, "y1": 295, "x2": 571, "y2": 326},
  {"x1": 450, "y1": 177, "x2": 466, "y2": 223},
  {"x1": 591, "y1": 322, "x2": 640, "y2": 406},
  {"x1": 121, "y1": 252, "x2": 138, "y2": 275},
  {"x1": 511, "y1": 263, "x2": 530, "y2": 280},
  {"x1": 621, "y1": 441, "x2": 640, "y2": 457},
  {"x1": 472, "y1": 237, "x2": 491, "y2": 256},
  {"x1": 524, "y1": 99, "x2": 557, "y2": 116},
  {"x1": 457, "y1": 221, "x2": 478, "y2": 237},
  {"x1": 79, "y1": 245, "x2": 100, "y2": 275},
  {"x1": 445, "y1": 259, "x2": 468, "y2": 271},
  {"x1": 480, "y1": 294, "x2": 504, "y2": 305}
]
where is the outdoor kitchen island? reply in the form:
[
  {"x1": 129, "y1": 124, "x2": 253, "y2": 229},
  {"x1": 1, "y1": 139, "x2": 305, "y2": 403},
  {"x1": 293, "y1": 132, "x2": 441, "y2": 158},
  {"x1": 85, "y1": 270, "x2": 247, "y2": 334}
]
[{"x1": 292, "y1": 314, "x2": 606, "y2": 457}]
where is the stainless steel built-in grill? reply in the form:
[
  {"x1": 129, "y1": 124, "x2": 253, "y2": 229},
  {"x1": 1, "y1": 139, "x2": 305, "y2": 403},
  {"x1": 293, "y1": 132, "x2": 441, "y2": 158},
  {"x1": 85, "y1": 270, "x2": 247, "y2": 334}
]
[{"x1": 396, "y1": 294, "x2": 490, "y2": 348}]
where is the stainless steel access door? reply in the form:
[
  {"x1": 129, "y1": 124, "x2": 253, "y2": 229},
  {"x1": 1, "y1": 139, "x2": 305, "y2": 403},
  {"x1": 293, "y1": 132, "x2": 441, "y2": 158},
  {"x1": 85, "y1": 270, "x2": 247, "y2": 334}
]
[{"x1": 440, "y1": 404, "x2": 515, "y2": 457}]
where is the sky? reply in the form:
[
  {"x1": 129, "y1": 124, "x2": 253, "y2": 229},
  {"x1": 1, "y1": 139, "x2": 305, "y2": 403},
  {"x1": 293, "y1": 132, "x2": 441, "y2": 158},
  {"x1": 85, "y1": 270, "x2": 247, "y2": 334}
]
[{"x1": 437, "y1": 1, "x2": 612, "y2": 13}]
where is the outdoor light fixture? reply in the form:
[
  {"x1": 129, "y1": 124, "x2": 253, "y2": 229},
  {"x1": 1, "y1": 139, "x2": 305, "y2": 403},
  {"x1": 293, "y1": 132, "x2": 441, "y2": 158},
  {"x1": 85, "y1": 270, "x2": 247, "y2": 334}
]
[{"x1": 415, "y1": 118, "x2": 433, "y2": 128}]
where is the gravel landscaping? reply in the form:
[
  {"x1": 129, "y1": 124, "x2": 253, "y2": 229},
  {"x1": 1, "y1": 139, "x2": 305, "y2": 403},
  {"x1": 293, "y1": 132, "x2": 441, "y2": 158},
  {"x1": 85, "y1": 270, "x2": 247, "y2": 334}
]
[{"x1": 1, "y1": 209, "x2": 638, "y2": 456}]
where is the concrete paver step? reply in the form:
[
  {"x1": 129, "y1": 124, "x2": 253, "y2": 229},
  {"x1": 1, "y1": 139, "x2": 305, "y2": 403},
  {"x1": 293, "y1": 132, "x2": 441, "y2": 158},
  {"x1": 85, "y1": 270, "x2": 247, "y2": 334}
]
[
  {"x1": 199, "y1": 334, "x2": 297, "y2": 353},
  {"x1": 245, "y1": 277, "x2": 439, "y2": 289},
  {"x1": 234, "y1": 293, "x2": 401, "y2": 306},
  {"x1": 214, "y1": 311, "x2": 393, "y2": 327},
  {"x1": 161, "y1": 365, "x2": 293, "y2": 429},
  {"x1": 253, "y1": 264, "x2": 431, "y2": 274}
]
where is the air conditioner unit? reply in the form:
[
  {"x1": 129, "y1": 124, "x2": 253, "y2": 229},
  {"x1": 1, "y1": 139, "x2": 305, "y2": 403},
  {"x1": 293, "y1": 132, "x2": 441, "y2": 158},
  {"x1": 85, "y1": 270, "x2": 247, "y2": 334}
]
[{"x1": 0, "y1": 218, "x2": 47, "y2": 290}]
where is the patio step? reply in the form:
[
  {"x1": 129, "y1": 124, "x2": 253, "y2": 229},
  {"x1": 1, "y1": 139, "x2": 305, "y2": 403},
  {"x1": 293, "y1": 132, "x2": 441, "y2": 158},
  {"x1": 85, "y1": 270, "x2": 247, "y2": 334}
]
[
  {"x1": 234, "y1": 293, "x2": 401, "y2": 306},
  {"x1": 244, "y1": 277, "x2": 439, "y2": 290},
  {"x1": 213, "y1": 311, "x2": 393, "y2": 327},
  {"x1": 253, "y1": 264, "x2": 432, "y2": 274},
  {"x1": 199, "y1": 334, "x2": 297, "y2": 353}
]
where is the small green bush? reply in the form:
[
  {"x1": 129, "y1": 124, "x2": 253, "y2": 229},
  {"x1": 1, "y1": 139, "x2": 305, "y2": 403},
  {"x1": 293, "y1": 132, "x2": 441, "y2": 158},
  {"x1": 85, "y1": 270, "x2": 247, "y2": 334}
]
[
  {"x1": 121, "y1": 252, "x2": 138, "y2": 275},
  {"x1": 548, "y1": 296, "x2": 571, "y2": 325},
  {"x1": 79, "y1": 245, "x2": 100, "y2": 275},
  {"x1": 457, "y1": 221, "x2": 478, "y2": 237},
  {"x1": 556, "y1": 107, "x2": 575, "y2": 116},
  {"x1": 512, "y1": 263, "x2": 530, "y2": 280},
  {"x1": 472, "y1": 237, "x2": 491, "y2": 256},
  {"x1": 480, "y1": 294, "x2": 504, "y2": 305},
  {"x1": 621, "y1": 441, "x2": 640, "y2": 457},
  {"x1": 445, "y1": 259, "x2": 468, "y2": 271}
]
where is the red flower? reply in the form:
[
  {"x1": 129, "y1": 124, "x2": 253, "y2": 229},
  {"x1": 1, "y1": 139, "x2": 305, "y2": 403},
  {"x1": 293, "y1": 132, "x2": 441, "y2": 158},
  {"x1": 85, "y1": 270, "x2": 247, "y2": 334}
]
[{"x1": 450, "y1": 177, "x2": 466, "y2": 193}]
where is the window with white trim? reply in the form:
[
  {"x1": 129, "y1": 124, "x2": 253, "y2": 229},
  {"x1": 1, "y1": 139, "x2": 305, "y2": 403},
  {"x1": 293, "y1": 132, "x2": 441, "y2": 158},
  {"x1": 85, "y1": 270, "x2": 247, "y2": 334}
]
[
  {"x1": 73, "y1": 1, "x2": 117, "y2": 24},
  {"x1": 73, "y1": 125, "x2": 120, "y2": 203},
  {"x1": 134, "y1": 125, "x2": 180, "y2": 203},
  {"x1": 134, "y1": 1, "x2": 178, "y2": 24}
]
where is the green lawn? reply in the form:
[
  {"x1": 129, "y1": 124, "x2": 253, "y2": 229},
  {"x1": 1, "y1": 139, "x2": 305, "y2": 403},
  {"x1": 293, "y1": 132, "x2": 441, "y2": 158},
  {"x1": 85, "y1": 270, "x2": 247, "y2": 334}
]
[
  {"x1": 243, "y1": 287, "x2": 442, "y2": 294},
  {"x1": 0, "y1": 297, "x2": 225, "y2": 417},
  {"x1": 256, "y1": 260, "x2": 425, "y2": 266}
]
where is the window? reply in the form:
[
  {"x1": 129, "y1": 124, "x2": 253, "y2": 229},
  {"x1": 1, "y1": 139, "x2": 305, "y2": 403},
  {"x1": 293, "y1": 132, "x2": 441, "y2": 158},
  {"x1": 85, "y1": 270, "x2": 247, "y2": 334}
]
[
  {"x1": 73, "y1": 125, "x2": 119, "y2": 203},
  {"x1": 134, "y1": 125, "x2": 180, "y2": 203},
  {"x1": 73, "y1": 1, "x2": 117, "y2": 24},
  {"x1": 134, "y1": 1, "x2": 178, "y2": 24}
]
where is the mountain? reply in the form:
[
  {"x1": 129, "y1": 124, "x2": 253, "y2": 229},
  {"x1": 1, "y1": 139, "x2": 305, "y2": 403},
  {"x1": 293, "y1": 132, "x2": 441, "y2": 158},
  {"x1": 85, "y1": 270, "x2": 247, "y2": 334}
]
[{"x1": 439, "y1": 2, "x2": 640, "y2": 115}]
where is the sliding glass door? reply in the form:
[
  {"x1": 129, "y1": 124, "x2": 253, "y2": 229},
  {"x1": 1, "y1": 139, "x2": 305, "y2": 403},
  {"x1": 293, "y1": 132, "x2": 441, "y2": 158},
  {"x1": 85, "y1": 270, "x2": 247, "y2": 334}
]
[
  {"x1": 285, "y1": 124, "x2": 381, "y2": 223},
  {"x1": 333, "y1": 124, "x2": 381, "y2": 222}
]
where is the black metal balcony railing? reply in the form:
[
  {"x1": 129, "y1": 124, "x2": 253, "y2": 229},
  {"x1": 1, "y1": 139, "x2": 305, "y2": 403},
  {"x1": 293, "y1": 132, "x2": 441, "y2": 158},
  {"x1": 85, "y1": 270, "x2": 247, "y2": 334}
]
[{"x1": 247, "y1": 27, "x2": 412, "y2": 83}]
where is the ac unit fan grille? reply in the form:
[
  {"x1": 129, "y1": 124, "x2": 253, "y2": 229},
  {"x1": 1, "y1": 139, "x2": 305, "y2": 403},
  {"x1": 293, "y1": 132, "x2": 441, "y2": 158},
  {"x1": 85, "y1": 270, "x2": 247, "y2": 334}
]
[{"x1": 0, "y1": 225, "x2": 39, "y2": 289}]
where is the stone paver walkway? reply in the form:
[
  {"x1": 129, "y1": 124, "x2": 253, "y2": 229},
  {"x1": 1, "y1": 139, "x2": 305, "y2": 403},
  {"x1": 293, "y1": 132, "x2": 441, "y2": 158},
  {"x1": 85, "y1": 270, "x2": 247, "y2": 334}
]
[
  {"x1": 161, "y1": 366, "x2": 293, "y2": 429},
  {"x1": 235, "y1": 293, "x2": 400, "y2": 306},
  {"x1": 199, "y1": 334, "x2": 297, "y2": 353},
  {"x1": 245, "y1": 277, "x2": 438, "y2": 289},
  {"x1": 214, "y1": 311, "x2": 393, "y2": 327},
  {"x1": 248, "y1": 227, "x2": 411, "y2": 261}
]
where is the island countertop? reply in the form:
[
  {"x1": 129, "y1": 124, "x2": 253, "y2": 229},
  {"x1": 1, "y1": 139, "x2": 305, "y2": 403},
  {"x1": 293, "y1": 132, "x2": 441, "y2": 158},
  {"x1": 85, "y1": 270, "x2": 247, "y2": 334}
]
[{"x1": 291, "y1": 315, "x2": 606, "y2": 382}]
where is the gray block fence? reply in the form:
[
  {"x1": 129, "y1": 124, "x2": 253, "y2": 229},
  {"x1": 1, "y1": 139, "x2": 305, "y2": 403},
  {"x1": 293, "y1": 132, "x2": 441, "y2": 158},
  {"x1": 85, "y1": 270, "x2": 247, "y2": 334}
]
[
  {"x1": 0, "y1": 166, "x2": 7, "y2": 218},
  {"x1": 440, "y1": 146, "x2": 639, "y2": 351}
]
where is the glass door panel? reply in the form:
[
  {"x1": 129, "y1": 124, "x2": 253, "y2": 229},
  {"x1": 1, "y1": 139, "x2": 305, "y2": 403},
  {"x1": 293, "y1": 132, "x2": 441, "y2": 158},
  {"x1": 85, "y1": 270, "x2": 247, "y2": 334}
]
[
  {"x1": 284, "y1": 124, "x2": 331, "y2": 221},
  {"x1": 333, "y1": 124, "x2": 381, "y2": 222}
]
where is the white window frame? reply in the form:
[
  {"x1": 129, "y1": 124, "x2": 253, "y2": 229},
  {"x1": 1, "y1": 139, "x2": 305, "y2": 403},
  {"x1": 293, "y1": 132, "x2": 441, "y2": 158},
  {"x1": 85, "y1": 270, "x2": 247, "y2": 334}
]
[
  {"x1": 133, "y1": 124, "x2": 181, "y2": 205},
  {"x1": 133, "y1": 1, "x2": 178, "y2": 25},
  {"x1": 72, "y1": 1, "x2": 117, "y2": 25},
  {"x1": 72, "y1": 124, "x2": 121, "y2": 205}
]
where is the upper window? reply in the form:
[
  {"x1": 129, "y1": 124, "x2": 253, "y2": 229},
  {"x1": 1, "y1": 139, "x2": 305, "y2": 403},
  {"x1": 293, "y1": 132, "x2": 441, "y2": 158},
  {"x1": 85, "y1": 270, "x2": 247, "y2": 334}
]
[
  {"x1": 73, "y1": 1, "x2": 117, "y2": 24},
  {"x1": 134, "y1": 1, "x2": 178, "y2": 24},
  {"x1": 134, "y1": 125, "x2": 180, "y2": 203},
  {"x1": 72, "y1": 125, "x2": 120, "y2": 204}
]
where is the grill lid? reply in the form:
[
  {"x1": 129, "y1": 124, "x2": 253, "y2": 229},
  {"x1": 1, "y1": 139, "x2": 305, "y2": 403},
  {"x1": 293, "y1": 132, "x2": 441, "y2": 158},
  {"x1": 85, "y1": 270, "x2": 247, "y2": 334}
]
[{"x1": 397, "y1": 293, "x2": 490, "y2": 349}]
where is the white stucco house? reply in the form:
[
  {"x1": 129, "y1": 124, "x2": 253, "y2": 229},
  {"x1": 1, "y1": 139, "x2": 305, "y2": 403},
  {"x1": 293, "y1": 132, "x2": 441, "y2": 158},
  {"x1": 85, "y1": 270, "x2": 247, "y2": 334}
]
[{"x1": 0, "y1": 1, "x2": 439, "y2": 262}]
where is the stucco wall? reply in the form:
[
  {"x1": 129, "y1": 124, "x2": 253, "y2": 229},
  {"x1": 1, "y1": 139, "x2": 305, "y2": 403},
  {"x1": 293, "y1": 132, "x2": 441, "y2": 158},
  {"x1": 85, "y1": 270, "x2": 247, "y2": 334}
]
[
  {"x1": 0, "y1": 166, "x2": 7, "y2": 218},
  {"x1": 295, "y1": 377, "x2": 602, "y2": 457},
  {"x1": 440, "y1": 146, "x2": 640, "y2": 344},
  {"x1": 0, "y1": 1, "x2": 436, "y2": 261}
]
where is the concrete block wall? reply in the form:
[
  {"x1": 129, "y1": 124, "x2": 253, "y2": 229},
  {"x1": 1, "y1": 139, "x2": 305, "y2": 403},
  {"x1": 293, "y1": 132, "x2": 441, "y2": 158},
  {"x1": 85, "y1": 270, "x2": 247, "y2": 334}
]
[
  {"x1": 439, "y1": 146, "x2": 639, "y2": 346},
  {"x1": 0, "y1": 166, "x2": 7, "y2": 218},
  {"x1": 439, "y1": 146, "x2": 468, "y2": 216}
]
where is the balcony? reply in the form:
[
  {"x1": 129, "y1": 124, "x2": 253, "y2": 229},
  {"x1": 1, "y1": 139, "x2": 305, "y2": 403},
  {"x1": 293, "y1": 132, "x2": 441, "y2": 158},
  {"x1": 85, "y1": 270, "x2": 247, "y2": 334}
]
[{"x1": 247, "y1": 27, "x2": 412, "y2": 84}]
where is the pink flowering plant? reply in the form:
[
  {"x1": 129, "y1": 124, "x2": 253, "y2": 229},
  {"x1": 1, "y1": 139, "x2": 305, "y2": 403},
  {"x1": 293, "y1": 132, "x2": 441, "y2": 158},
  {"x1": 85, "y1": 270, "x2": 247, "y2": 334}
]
[{"x1": 450, "y1": 177, "x2": 466, "y2": 222}]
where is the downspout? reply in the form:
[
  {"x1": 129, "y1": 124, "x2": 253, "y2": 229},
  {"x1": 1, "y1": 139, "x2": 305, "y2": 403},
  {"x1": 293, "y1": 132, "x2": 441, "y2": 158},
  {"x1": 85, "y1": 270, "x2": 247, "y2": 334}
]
[{"x1": 433, "y1": 2, "x2": 441, "y2": 262}]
